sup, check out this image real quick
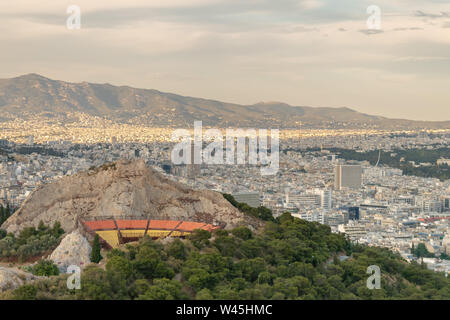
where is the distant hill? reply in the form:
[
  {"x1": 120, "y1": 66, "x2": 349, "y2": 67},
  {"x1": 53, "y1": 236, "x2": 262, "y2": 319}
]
[{"x1": 0, "y1": 73, "x2": 448, "y2": 129}]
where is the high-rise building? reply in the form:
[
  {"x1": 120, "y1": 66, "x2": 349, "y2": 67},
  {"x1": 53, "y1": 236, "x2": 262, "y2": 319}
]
[
  {"x1": 293, "y1": 212, "x2": 324, "y2": 224},
  {"x1": 315, "y1": 189, "x2": 332, "y2": 210},
  {"x1": 187, "y1": 142, "x2": 201, "y2": 178},
  {"x1": 288, "y1": 193, "x2": 318, "y2": 207},
  {"x1": 422, "y1": 200, "x2": 442, "y2": 213},
  {"x1": 334, "y1": 165, "x2": 363, "y2": 190},
  {"x1": 347, "y1": 207, "x2": 360, "y2": 221},
  {"x1": 440, "y1": 196, "x2": 450, "y2": 212},
  {"x1": 338, "y1": 224, "x2": 366, "y2": 241}
]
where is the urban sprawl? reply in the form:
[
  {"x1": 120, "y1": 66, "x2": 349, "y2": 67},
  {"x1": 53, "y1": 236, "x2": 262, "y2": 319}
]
[{"x1": 1, "y1": 128, "x2": 450, "y2": 275}]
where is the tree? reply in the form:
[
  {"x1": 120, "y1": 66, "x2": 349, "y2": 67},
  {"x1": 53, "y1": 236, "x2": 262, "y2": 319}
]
[
  {"x1": 213, "y1": 235, "x2": 238, "y2": 257},
  {"x1": 0, "y1": 204, "x2": 12, "y2": 227},
  {"x1": 12, "y1": 284, "x2": 37, "y2": 300},
  {"x1": 137, "y1": 279, "x2": 183, "y2": 300},
  {"x1": 195, "y1": 288, "x2": 213, "y2": 300},
  {"x1": 52, "y1": 221, "x2": 64, "y2": 237},
  {"x1": 411, "y1": 243, "x2": 434, "y2": 258},
  {"x1": 38, "y1": 220, "x2": 47, "y2": 233},
  {"x1": 77, "y1": 265, "x2": 113, "y2": 300},
  {"x1": 189, "y1": 229, "x2": 211, "y2": 249},
  {"x1": 106, "y1": 255, "x2": 133, "y2": 279},
  {"x1": 0, "y1": 222, "x2": 65, "y2": 261},
  {"x1": 133, "y1": 246, "x2": 174, "y2": 279},
  {"x1": 231, "y1": 226, "x2": 252, "y2": 240},
  {"x1": 32, "y1": 259, "x2": 59, "y2": 276},
  {"x1": 7, "y1": 210, "x2": 450, "y2": 301},
  {"x1": 91, "y1": 234, "x2": 103, "y2": 263},
  {"x1": 166, "y1": 239, "x2": 187, "y2": 260},
  {"x1": 0, "y1": 205, "x2": 4, "y2": 226}
]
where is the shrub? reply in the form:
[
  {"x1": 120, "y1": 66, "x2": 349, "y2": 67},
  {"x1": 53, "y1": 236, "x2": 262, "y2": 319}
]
[{"x1": 32, "y1": 260, "x2": 60, "y2": 277}]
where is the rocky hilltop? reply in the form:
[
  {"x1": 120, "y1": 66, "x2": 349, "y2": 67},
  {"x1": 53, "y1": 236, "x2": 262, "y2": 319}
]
[{"x1": 2, "y1": 160, "x2": 254, "y2": 234}]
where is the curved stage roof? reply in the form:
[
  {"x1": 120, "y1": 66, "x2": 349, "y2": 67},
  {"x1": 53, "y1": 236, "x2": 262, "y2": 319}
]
[{"x1": 82, "y1": 219, "x2": 219, "y2": 248}]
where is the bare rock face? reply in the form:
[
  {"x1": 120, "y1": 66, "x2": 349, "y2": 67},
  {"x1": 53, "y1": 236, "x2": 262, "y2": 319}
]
[
  {"x1": 0, "y1": 267, "x2": 40, "y2": 292},
  {"x1": 3, "y1": 160, "x2": 255, "y2": 234},
  {"x1": 49, "y1": 230, "x2": 92, "y2": 273}
]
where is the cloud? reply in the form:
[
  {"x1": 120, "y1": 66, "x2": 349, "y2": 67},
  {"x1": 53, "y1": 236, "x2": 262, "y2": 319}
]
[
  {"x1": 393, "y1": 27, "x2": 424, "y2": 31},
  {"x1": 415, "y1": 10, "x2": 449, "y2": 18},
  {"x1": 394, "y1": 56, "x2": 448, "y2": 62},
  {"x1": 298, "y1": 0, "x2": 323, "y2": 10},
  {"x1": 359, "y1": 29, "x2": 384, "y2": 35}
]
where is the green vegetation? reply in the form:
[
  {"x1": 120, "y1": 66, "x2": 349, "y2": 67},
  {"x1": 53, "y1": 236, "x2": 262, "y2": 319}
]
[
  {"x1": 411, "y1": 243, "x2": 435, "y2": 259},
  {"x1": 410, "y1": 243, "x2": 450, "y2": 261},
  {"x1": 91, "y1": 234, "x2": 103, "y2": 263},
  {"x1": 223, "y1": 194, "x2": 274, "y2": 221},
  {"x1": 7, "y1": 213, "x2": 450, "y2": 300},
  {"x1": 11, "y1": 285, "x2": 38, "y2": 300},
  {"x1": 31, "y1": 259, "x2": 60, "y2": 277},
  {"x1": 0, "y1": 204, "x2": 12, "y2": 227},
  {"x1": 0, "y1": 221, "x2": 64, "y2": 262},
  {"x1": 440, "y1": 253, "x2": 450, "y2": 261}
]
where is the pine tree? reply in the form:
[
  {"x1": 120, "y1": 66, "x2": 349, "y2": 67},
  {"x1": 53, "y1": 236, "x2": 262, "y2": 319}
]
[
  {"x1": 0, "y1": 205, "x2": 4, "y2": 226},
  {"x1": 38, "y1": 220, "x2": 46, "y2": 232},
  {"x1": 0, "y1": 204, "x2": 9, "y2": 227},
  {"x1": 91, "y1": 234, "x2": 103, "y2": 263}
]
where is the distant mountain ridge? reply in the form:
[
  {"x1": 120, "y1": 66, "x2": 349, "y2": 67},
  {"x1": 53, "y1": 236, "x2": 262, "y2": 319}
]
[{"x1": 0, "y1": 73, "x2": 448, "y2": 129}]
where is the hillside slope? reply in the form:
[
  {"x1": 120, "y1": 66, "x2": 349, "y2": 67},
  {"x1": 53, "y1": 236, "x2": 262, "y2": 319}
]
[
  {"x1": 1, "y1": 74, "x2": 448, "y2": 129},
  {"x1": 3, "y1": 213, "x2": 450, "y2": 300}
]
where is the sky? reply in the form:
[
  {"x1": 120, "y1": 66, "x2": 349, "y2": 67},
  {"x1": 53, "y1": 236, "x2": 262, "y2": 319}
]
[{"x1": 0, "y1": 0, "x2": 449, "y2": 121}]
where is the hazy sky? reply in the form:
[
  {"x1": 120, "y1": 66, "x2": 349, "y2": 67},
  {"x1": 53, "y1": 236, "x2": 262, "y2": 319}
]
[{"x1": 1, "y1": 0, "x2": 450, "y2": 121}]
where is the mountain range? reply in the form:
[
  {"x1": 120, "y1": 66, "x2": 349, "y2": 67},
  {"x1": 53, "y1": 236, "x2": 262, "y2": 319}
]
[{"x1": 0, "y1": 73, "x2": 448, "y2": 129}]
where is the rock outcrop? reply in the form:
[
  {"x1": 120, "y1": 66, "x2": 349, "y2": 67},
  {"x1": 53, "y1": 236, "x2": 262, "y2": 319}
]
[
  {"x1": 3, "y1": 160, "x2": 255, "y2": 235},
  {"x1": 49, "y1": 230, "x2": 92, "y2": 273},
  {"x1": 0, "y1": 267, "x2": 40, "y2": 292}
]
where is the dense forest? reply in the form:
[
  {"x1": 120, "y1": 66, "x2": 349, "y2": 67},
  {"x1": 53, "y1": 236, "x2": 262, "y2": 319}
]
[{"x1": 4, "y1": 211, "x2": 450, "y2": 300}]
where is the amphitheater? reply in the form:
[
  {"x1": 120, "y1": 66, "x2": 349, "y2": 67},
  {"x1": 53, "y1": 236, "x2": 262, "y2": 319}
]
[{"x1": 81, "y1": 217, "x2": 220, "y2": 248}]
